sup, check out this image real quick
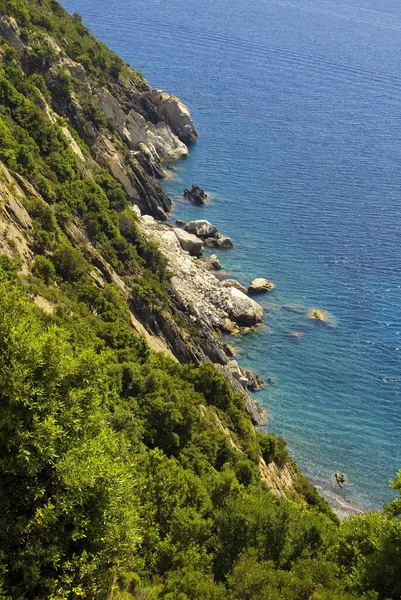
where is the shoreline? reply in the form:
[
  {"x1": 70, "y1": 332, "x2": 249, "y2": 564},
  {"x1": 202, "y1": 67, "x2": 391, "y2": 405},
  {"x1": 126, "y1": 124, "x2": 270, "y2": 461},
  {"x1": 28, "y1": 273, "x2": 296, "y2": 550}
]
[{"x1": 309, "y1": 476, "x2": 366, "y2": 521}]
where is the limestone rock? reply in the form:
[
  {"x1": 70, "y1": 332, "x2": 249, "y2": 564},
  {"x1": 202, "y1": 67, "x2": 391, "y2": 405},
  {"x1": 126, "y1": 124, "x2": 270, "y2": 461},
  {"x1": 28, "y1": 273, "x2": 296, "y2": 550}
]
[
  {"x1": 183, "y1": 184, "x2": 208, "y2": 204},
  {"x1": 221, "y1": 279, "x2": 248, "y2": 294},
  {"x1": 184, "y1": 220, "x2": 218, "y2": 238},
  {"x1": 92, "y1": 87, "x2": 188, "y2": 161},
  {"x1": 228, "y1": 288, "x2": 264, "y2": 326},
  {"x1": 248, "y1": 278, "x2": 276, "y2": 294},
  {"x1": 174, "y1": 228, "x2": 204, "y2": 256},
  {"x1": 226, "y1": 360, "x2": 248, "y2": 389},
  {"x1": 151, "y1": 88, "x2": 198, "y2": 144},
  {"x1": 93, "y1": 134, "x2": 171, "y2": 219}
]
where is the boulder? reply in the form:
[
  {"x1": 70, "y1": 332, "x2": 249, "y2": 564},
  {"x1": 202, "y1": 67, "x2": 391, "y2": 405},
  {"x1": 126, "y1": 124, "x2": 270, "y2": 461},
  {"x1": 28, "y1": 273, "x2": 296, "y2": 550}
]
[
  {"x1": 174, "y1": 228, "x2": 204, "y2": 256},
  {"x1": 205, "y1": 235, "x2": 234, "y2": 249},
  {"x1": 175, "y1": 219, "x2": 186, "y2": 226},
  {"x1": 221, "y1": 279, "x2": 248, "y2": 294},
  {"x1": 228, "y1": 288, "x2": 264, "y2": 326},
  {"x1": 248, "y1": 278, "x2": 276, "y2": 294},
  {"x1": 183, "y1": 184, "x2": 208, "y2": 204},
  {"x1": 184, "y1": 220, "x2": 218, "y2": 238}
]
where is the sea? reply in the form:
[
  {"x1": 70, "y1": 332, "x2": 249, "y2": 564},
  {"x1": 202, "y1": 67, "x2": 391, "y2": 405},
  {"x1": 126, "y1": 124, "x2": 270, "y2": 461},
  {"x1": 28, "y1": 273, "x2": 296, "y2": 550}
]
[{"x1": 61, "y1": 0, "x2": 401, "y2": 514}]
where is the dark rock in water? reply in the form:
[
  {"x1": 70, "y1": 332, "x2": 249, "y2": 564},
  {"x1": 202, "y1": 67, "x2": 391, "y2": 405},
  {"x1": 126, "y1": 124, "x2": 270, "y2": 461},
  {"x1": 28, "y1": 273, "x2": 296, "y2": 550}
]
[
  {"x1": 184, "y1": 184, "x2": 208, "y2": 204},
  {"x1": 175, "y1": 219, "x2": 186, "y2": 226},
  {"x1": 334, "y1": 472, "x2": 347, "y2": 486},
  {"x1": 242, "y1": 368, "x2": 265, "y2": 391},
  {"x1": 184, "y1": 219, "x2": 218, "y2": 238}
]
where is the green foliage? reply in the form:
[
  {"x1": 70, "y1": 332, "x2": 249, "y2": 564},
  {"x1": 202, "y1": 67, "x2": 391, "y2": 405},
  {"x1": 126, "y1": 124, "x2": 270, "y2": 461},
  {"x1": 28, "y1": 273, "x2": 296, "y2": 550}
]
[
  {"x1": 258, "y1": 431, "x2": 289, "y2": 467},
  {"x1": 32, "y1": 254, "x2": 56, "y2": 283},
  {"x1": 0, "y1": 1, "x2": 400, "y2": 598}
]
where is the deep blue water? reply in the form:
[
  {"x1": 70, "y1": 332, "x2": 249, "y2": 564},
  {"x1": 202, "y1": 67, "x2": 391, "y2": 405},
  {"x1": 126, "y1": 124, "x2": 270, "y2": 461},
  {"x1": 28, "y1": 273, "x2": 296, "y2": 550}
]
[{"x1": 62, "y1": 0, "x2": 401, "y2": 510}]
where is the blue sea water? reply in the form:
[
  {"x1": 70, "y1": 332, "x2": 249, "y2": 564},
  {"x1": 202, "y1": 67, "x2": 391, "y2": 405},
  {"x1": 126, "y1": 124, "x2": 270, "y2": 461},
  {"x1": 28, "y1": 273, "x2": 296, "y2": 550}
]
[{"x1": 62, "y1": 0, "x2": 401, "y2": 510}]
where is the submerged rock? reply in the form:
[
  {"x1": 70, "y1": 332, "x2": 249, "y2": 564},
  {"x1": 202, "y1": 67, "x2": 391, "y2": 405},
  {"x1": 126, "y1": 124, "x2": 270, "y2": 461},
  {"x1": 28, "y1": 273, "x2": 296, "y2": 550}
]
[
  {"x1": 175, "y1": 219, "x2": 186, "y2": 226},
  {"x1": 307, "y1": 308, "x2": 333, "y2": 324},
  {"x1": 184, "y1": 219, "x2": 218, "y2": 238},
  {"x1": 289, "y1": 331, "x2": 303, "y2": 340},
  {"x1": 184, "y1": 184, "x2": 208, "y2": 204},
  {"x1": 174, "y1": 228, "x2": 204, "y2": 256},
  {"x1": 248, "y1": 278, "x2": 276, "y2": 294}
]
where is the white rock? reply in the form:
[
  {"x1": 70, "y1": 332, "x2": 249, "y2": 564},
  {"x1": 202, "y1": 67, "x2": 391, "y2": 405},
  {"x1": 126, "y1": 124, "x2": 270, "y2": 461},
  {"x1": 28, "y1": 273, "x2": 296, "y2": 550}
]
[
  {"x1": 174, "y1": 228, "x2": 204, "y2": 256},
  {"x1": 221, "y1": 279, "x2": 247, "y2": 294},
  {"x1": 184, "y1": 220, "x2": 218, "y2": 238},
  {"x1": 227, "y1": 288, "x2": 264, "y2": 326},
  {"x1": 151, "y1": 88, "x2": 198, "y2": 144}
]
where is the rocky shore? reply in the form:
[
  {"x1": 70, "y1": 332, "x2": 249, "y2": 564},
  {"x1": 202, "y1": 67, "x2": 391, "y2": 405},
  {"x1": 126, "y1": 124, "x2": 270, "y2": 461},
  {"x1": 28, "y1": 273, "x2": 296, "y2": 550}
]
[{"x1": 138, "y1": 213, "x2": 268, "y2": 425}]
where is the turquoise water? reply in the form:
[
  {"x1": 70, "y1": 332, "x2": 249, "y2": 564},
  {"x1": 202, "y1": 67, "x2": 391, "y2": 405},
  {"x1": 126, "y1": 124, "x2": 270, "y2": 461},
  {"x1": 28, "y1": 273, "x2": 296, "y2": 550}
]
[{"x1": 61, "y1": 0, "x2": 401, "y2": 510}]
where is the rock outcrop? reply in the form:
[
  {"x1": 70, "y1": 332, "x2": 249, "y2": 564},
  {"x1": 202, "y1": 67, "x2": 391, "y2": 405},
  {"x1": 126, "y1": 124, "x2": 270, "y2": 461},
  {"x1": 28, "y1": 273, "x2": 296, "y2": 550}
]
[
  {"x1": 248, "y1": 278, "x2": 276, "y2": 294},
  {"x1": 184, "y1": 219, "x2": 218, "y2": 238},
  {"x1": 0, "y1": 14, "x2": 24, "y2": 53},
  {"x1": 93, "y1": 87, "x2": 188, "y2": 161},
  {"x1": 151, "y1": 88, "x2": 198, "y2": 144}
]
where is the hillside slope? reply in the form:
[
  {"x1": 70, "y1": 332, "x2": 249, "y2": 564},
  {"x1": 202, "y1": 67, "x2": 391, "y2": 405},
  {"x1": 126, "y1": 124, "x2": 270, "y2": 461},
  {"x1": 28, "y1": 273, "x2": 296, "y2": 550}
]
[{"x1": 0, "y1": 2, "x2": 401, "y2": 599}]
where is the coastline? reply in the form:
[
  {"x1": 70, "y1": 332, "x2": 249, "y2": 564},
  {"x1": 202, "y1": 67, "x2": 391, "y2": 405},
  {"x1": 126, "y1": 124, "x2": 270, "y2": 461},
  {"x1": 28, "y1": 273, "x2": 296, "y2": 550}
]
[{"x1": 159, "y1": 172, "x2": 373, "y2": 521}]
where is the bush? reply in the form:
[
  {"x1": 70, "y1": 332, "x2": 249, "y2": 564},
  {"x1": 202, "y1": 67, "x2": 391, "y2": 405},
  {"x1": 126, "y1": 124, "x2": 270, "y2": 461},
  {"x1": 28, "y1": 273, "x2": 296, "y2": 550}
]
[
  {"x1": 258, "y1": 432, "x2": 289, "y2": 467},
  {"x1": 32, "y1": 255, "x2": 56, "y2": 283}
]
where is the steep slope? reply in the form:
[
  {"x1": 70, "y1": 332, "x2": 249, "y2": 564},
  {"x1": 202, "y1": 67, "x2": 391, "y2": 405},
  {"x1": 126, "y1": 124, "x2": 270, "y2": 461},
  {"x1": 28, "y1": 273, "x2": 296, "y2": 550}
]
[{"x1": 0, "y1": 2, "x2": 401, "y2": 599}]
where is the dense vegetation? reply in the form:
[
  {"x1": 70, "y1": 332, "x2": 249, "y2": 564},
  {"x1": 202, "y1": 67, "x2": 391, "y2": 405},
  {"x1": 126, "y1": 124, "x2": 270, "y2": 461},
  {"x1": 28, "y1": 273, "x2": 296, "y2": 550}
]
[{"x1": 0, "y1": 1, "x2": 401, "y2": 598}]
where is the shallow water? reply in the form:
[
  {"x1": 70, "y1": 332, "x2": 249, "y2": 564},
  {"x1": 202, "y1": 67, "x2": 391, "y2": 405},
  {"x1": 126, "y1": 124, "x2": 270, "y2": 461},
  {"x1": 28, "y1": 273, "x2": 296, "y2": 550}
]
[{"x1": 62, "y1": 0, "x2": 401, "y2": 509}]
